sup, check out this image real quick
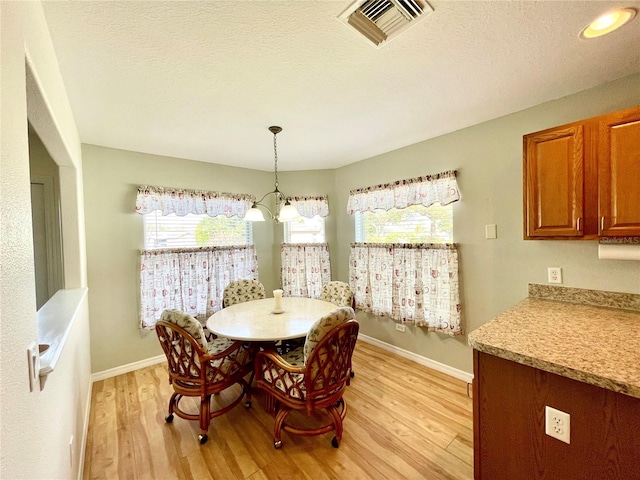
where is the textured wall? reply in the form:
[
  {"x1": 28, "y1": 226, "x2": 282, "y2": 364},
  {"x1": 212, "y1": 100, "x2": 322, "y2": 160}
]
[
  {"x1": 0, "y1": 2, "x2": 91, "y2": 479},
  {"x1": 333, "y1": 72, "x2": 640, "y2": 374}
]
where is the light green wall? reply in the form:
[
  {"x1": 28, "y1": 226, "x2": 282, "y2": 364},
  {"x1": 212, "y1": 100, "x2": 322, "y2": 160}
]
[
  {"x1": 84, "y1": 73, "x2": 640, "y2": 376},
  {"x1": 82, "y1": 146, "x2": 337, "y2": 372},
  {"x1": 333, "y1": 73, "x2": 640, "y2": 373}
]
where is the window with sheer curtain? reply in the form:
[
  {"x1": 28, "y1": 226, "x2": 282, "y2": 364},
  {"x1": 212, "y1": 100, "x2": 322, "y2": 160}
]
[
  {"x1": 281, "y1": 196, "x2": 331, "y2": 298},
  {"x1": 136, "y1": 185, "x2": 259, "y2": 329},
  {"x1": 347, "y1": 171, "x2": 463, "y2": 335}
]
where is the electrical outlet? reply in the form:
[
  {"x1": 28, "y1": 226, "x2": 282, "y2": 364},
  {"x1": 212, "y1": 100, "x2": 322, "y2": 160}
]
[
  {"x1": 545, "y1": 406, "x2": 570, "y2": 444},
  {"x1": 395, "y1": 323, "x2": 406, "y2": 333},
  {"x1": 548, "y1": 267, "x2": 563, "y2": 284}
]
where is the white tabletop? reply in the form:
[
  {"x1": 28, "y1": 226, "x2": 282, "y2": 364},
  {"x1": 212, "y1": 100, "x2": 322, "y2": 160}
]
[{"x1": 206, "y1": 297, "x2": 339, "y2": 341}]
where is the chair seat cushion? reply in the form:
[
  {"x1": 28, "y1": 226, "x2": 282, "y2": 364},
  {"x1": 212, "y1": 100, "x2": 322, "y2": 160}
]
[
  {"x1": 207, "y1": 341, "x2": 254, "y2": 384},
  {"x1": 206, "y1": 336, "x2": 237, "y2": 355},
  {"x1": 261, "y1": 347, "x2": 306, "y2": 400},
  {"x1": 280, "y1": 345, "x2": 305, "y2": 367}
]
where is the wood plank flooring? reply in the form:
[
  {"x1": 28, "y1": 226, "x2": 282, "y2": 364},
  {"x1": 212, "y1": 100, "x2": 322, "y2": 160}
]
[{"x1": 83, "y1": 341, "x2": 473, "y2": 479}]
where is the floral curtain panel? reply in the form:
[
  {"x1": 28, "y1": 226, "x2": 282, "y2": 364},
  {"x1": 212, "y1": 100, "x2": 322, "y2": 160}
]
[
  {"x1": 347, "y1": 170, "x2": 460, "y2": 214},
  {"x1": 349, "y1": 243, "x2": 462, "y2": 336},
  {"x1": 139, "y1": 245, "x2": 259, "y2": 329},
  {"x1": 281, "y1": 243, "x2": 331, "y2": 299},
  {"x1": 288, "y1": 195, "x2": 329, "y2": 218},
  {"x1": 135, "y1": 185, "x2": 255, "y2": 218}
]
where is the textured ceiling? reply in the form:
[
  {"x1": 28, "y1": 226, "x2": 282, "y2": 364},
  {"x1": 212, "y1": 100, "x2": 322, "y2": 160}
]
[{"x1": 42, "y1": 1, "x2": 640, "y2": 171}]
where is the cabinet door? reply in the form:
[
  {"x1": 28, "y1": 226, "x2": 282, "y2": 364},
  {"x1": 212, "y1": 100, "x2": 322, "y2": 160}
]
[
  {"x1": 598, "y1": 107, "x2": 640, "y2": 237},
  {"x1": 524, "y1": 125, "x2": 584, "y2": 238}
]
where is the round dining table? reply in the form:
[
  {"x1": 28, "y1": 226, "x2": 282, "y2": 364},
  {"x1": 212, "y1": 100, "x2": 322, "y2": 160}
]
[{"x1": 206, "y1": 296, "x2": 339, "y2": 341}]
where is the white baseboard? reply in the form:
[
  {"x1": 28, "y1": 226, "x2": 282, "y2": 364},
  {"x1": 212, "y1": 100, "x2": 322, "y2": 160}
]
[
  {"x1": 91, "y1": 337, "x2": 473, "y2": 385},
  {"x1": 358, "y1": 334, "x2": 474, "y2": 384},
  {"x1": 91, "y1": 354, "x2": 166, "y2": 382}
]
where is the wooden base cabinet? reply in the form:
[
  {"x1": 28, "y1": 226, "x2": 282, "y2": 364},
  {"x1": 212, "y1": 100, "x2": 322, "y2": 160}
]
[
  {"x1": 473, "y1": 350, "x2": 640, "y2": 480},
  {"x1": 523, "y1": 105, "x2": 640, "y2": 240}
]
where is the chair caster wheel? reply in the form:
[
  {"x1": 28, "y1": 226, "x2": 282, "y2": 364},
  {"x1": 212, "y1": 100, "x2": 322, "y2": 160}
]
[
  {"x1": 331, "y1": 437, "x2": 340, "y2": 448},
  {"x1": 198, "y1": 434, "x2": 208, "y2": 445},
  {"x1": 350, "y1": 371, "x2": 355, "y2": 378},
  {"x1": 165, "y1": 414, "x2": 174, "y2": 423},
  {"x1": 274, "y1": 440, "x2": 282, "y2": 449},
  {"x1": 245, "y1": 400, "x2": 252, "y2": 408}
]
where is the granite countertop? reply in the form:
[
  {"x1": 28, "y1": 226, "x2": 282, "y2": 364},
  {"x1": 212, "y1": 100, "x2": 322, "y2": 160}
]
[{"x1": 468, "y1": 284, "x2": 640, "y2": 399}]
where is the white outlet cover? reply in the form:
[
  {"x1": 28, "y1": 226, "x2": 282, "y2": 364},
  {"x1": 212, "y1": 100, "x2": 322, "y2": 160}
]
[
  {"x1": 545, "y1": 406, "x2": 570, "y2": 444},
  {"x1": 548, "y1": 267, "x2": 563, "y2": 284}
]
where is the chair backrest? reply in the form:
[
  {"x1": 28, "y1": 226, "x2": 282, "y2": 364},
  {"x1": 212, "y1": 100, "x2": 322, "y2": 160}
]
[
  {"x1": 304, "y1": 318, "x2": 359, "y2": 400},
  {"x1": 156, "y1": 310, "x2": 208, "y2": 382},
  {"x1": 319, "y1": 281, "x2": 354, "y2": 308},
  {"x1": 304, "y1": 306, "x2": 355, "y2": 363},
  {"x1": 223, "y1": 279, "x2": 266, "y2": 308},
  {"x1": 160, "y1": 309, "x2": 208, "y2": 349}
]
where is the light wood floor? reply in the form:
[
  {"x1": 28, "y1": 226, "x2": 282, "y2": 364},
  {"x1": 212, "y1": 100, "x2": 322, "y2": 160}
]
[{"x1": 84, "y1": 341, "x2": 473, "y2": 479}]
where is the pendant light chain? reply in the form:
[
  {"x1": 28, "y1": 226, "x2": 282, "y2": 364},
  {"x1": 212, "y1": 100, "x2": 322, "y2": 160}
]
[
  {"x1": 242, "y1": 125, "x2": 299, "y2": 223},
  {"x1": 273, "y1": 130, "x2": 279, "y2": 190}
]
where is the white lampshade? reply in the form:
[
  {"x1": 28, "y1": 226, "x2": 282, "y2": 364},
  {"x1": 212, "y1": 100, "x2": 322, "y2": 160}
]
[
  {"x1": 243, "y1": 207, "x2": 266, "y2": 222},
  {"x1": 277, "y1": 203, "x2": 301, "y2": 222}
]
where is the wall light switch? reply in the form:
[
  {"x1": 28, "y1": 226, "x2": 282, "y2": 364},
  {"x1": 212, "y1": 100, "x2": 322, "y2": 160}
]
[
  {"x1": 27, "y1": 342, "x2": 40, "y2": 392},
  {"x1": 485, "y1": 224, "x2": 497, "y2": 239}
]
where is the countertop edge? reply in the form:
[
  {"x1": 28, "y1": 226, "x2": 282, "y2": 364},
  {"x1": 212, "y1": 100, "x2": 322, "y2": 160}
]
[{"x1": 469, "y1": 338, "x2": 639, "y2": 399}]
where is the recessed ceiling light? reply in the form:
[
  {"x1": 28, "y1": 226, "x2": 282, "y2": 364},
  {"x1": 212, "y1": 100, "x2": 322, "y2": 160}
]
[{"x1": 580, "y1": 7, "x2": 637, "y2": 39}]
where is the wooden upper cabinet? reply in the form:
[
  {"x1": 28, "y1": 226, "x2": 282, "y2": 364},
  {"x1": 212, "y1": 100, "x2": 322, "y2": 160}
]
[
  {"x1": 598, "y1": 107, "x2": 640, "y2": 237},
  {"x1": 524, "y1": 105, "x2": 640, "y2": 240},
  {"x1": 523, "y1": 124, "x2": 585, "y2": 238}
]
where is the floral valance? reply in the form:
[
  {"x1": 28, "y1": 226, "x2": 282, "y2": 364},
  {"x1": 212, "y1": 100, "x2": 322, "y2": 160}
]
[
  {"x1": 347, "y1": 170, "x2": 460, "y2": 214},
  {"x1": 135, "y1": 185, "x2": 255, "y2": 218},
  {"x1": 289, "y1": 195, "x2": 329, "y2": 218}
]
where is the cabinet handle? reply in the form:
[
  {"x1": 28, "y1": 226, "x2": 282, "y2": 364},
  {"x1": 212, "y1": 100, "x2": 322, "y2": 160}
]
[
  {"x1": 601, "y1": 216, "x2": 605, "y2": 231},
  {"x1": 576, "y1": 217, "x2": 582, "y2": 232}
]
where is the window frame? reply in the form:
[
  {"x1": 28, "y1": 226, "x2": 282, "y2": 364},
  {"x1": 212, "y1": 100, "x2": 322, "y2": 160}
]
[
  {"x1": 354, "y1": 203, "x2": 454, "y2": 244},
  {"x1": 142, "y1": 211, "x2": 253, "y2": 250},
  {"x1": 284, "y1": 215, "x2": 326, "y2": 244}
]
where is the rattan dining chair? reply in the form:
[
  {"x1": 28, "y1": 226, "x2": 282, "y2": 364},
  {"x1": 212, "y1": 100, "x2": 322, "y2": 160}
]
[
  {"x1": 155, "y1": 309, "x2": 257, "y2": 444},
  {"x1": 223, "y1": 279, "x2": 266, "y2": 307},
  {"x1": 319, "y1": 281, "x2": 355, "y2": 309},
  {"x1": 319, "y1": 281, "x2": 356, "y2": 378},
  {"x1": 254, "y1": 307, "x2": 359, "y2": 449}
]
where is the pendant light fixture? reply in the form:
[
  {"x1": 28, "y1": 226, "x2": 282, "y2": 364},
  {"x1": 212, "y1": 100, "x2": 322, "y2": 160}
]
[{"x1": 243, "y1": 126, "x2": 301, "y2": 223}]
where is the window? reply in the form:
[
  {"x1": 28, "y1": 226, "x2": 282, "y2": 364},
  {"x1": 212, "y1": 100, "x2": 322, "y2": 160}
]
[
  {"x1": 144, "y1": 212, "x2": 252, "y2": 249},
  {"x1": 282, "y1": 196, "x2": 330, "y2": 298},
  {"x1": 284, "y1": 215, "x2": 325, "y2": 243},
  {"x1": 136, "y1": 185, "x2": 258, "y2": 328},
  {"x1": 347, "y1": 170, "x2": 462, "y2": 335},
  {"x1": 355, "y1": 203, "x2": 453, "y2": 243}
]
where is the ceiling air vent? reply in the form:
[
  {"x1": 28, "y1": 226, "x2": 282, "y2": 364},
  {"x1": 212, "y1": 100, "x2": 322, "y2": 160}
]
[{"x1": 338, "y1": 0, "x2": 434, "y2": 47}]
